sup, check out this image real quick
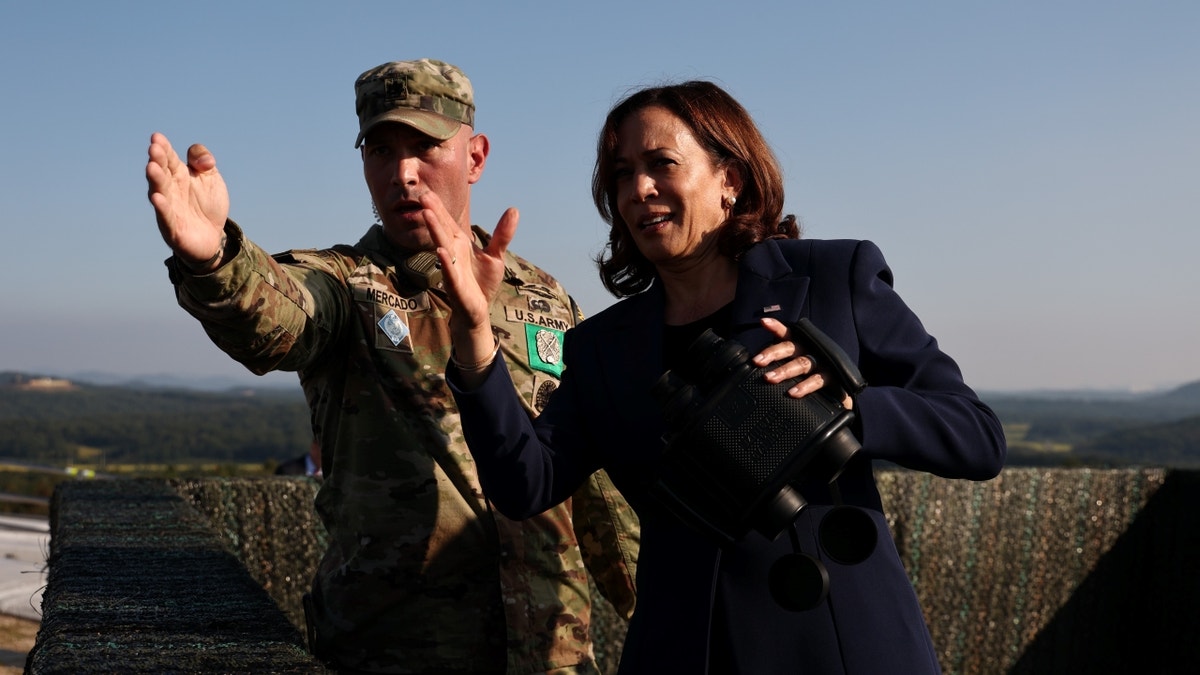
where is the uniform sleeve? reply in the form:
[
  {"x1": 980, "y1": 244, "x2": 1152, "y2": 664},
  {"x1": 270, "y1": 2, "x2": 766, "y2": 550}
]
[
  {"x1": 571, "y1": 469, "x2": 640, "y2": 620},
  {"x1": 168, "y1": 220, "x2": 353, "y2": 375},
  {"x1": 849, "y1": 240, "x2": 1007, "y2": 479}
]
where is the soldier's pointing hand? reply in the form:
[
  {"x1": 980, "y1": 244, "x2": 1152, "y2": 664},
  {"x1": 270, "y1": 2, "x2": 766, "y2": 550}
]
[{"x1": 145, "y1": 132, "x2": 230, "y2": 272}]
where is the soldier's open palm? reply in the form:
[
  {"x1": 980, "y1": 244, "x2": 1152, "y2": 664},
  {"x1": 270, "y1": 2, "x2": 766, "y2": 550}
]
[{"x1": 145, "y1": 132, "x2": 230, "y2": 265}]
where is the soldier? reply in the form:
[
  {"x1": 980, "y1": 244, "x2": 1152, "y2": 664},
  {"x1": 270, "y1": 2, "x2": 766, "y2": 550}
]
[{"x1": 145, "y1": 59, "x2": 637, "y2": 674}]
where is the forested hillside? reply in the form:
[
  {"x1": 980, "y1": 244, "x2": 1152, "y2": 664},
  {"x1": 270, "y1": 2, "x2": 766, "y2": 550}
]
[
  {"x1": 0, "y1": 373, "x2": 309, "y2": 467},
  {"x1": 4, "y1": 372, "x2": 1200, "y2": 471},
  {"x1": 1073, "y1": 415, "x2": 1200, "y2": 466},
  {"x1": 986, "y1": 379, "x2": 1200, "y2": 468}
]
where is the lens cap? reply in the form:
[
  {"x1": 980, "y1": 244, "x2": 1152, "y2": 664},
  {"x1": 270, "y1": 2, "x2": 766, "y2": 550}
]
[
  {"x1": 818, "y1": 506, "x2": 877, "y2": 565},
  {"x1": 768, "y1": 553, "x2": 829, "y2": 611}
]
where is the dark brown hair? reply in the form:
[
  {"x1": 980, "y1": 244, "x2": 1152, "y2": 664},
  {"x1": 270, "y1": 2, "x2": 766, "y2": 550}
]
[{"x1": 591, "y1": 80, "x2": 799, "y2": 297}]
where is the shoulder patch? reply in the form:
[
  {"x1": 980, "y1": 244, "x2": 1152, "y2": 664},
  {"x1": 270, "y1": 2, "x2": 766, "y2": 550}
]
[
  {"x1": 525, "y1": 324, "x2": 565, "y2": 377},
  {"x1": 532, "y1": 377, "x2": 559, "y2": 413}
]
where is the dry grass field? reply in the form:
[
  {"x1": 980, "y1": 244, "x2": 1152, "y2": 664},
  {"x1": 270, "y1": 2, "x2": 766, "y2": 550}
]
[{"x1": 0, "y1": 614, "x2": 37, "y2": 674}]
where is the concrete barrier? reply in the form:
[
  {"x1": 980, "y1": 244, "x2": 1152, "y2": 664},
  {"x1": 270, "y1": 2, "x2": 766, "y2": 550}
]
[{"x1": 25, "y1": 468, "x2": 1200, "y2": 674}]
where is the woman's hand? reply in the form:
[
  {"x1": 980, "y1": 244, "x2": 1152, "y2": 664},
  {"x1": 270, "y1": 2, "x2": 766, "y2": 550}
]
[
  {"x1": 421, "y1": 191, "x2": 518, "y2": 385},
  {"x1": 753, "y1": 317, "x2": 853, "y2": 409}
]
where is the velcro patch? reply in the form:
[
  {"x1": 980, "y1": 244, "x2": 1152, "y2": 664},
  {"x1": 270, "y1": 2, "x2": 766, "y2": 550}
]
[
  {"x1": 525, "y1": 324, "x2": 565, "y2": 377},
  {"x1": 377, "y1": 309, "x2": 410, "y2": 347},
  {"x1": 354, "y1": 286, "x2": 430, "y2": 313},
  {"x1": 503, "y1": 305, "x2": 571, "y2": 332}
]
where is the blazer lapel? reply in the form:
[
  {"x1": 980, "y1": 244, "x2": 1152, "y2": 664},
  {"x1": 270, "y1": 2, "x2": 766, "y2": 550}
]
[
  {"x1": 591, "y1": 238, "x2": 815, "y2": 423},
  {"x1": 596, "y1": 287, "x2": 668, "y2": 427},
  {"x1": 731, "y1": 239, "x2": 812, "y2": 352}
]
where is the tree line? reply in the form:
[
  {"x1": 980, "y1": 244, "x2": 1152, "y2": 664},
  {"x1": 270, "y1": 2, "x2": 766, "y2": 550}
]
[
  {"x1": 0, "y1": 379, "x2": 310, "y2": 466},
  {"x1": 4, "y1": 373, "x2": 1200, "y2": 475}
]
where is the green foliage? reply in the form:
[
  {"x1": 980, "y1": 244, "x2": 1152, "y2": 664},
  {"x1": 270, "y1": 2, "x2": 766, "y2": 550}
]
[
  {"x1": 1073, "y1": 414, "x2": 1200, "y2": 467},
  {"x1": 5, "y1": 373, "x2": 1200, "y2": 477},
  {"x1": 0, "y1": 381, "x2": 309, "y2": 466},
  {"x1": 986, "y1": 380, "x2": 1200, "y2": 468},
  {"x1": 1022, "y1": 417, "x2": 1141, "y2": 444}
]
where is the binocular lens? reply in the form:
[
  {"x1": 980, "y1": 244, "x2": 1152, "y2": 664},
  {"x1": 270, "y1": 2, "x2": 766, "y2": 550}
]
[
  {"x1": 818, "y1": 506, "x2": 878, "y2": 566},
  {"x1": 768, "y1": 553, "x2": 829, "y2": 611},
  {"x1": 768, "y1": 507, "x2": 878, "y2": 612}
]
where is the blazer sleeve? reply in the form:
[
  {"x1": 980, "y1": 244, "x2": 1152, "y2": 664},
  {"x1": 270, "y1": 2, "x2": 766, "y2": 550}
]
[
  {"x1": 448, "y1": 353, "x2": 601, "y2": 520},
  {"x1": 848, "y1": 240, "x2": 1006, "y2": 479}
]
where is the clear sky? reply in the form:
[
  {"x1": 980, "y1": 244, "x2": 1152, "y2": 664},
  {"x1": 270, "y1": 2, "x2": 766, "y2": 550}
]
[{"x1": 1, "y1": 1, "x2": 1196, "y2": 393}]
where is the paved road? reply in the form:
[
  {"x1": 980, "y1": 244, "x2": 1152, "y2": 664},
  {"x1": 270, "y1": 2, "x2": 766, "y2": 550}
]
[{"x1": 0, "y1": 515, "x2": 48, "y2": 622}]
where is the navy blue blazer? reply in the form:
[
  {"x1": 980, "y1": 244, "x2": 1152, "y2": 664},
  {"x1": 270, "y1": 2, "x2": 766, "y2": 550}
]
[{"x1": 453, "y1": 238, "x2": 1006, "y2": 674}]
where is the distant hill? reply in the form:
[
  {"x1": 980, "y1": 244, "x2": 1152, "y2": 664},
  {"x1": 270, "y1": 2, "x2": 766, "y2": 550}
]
[
  {"x1": 1073, "y1": 414, "x2": 1200, "y2": 467},
  {"x1": 986, "y1": 379, "x2": 1200, "y2": 431},
  {"x1": 5, "y1": 368, "x2": 299, "y2": 393},
  {"x1": 4, "y1": 371, "x2": 1199, "y2": 470},
  {"x1": 985, "y1": 378, "x2": 1200, "y2": 468},
  {"x1": 1144, "y1": 379, "x2": 1200, "y2": 405},
  {"x1": 0, "y1": 372, "x2": 308, "y2": 466}
]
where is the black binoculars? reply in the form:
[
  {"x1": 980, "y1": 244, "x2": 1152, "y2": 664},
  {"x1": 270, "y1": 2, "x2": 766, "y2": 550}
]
[{"x1": 652, "y1": 318, "x2": 877, "y2": 610}]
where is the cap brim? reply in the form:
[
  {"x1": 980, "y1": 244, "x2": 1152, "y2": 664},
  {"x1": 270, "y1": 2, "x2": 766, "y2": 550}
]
[{"x1": 354, "y1": 109, "x2": 462, "y2": 148}]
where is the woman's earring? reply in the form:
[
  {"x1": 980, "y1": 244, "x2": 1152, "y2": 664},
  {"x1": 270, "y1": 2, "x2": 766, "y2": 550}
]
[
  {"x1": 372, "y1": 202, "x2": 382, "y2": 224},
  {"x1": 723, "y1": 195, "x2": 738, "y2": 210}
]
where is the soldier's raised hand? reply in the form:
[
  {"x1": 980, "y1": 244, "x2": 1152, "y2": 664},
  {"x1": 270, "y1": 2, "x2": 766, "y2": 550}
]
[{"x1": 145, "y1": 133, "x2": 230, "y2": 272}]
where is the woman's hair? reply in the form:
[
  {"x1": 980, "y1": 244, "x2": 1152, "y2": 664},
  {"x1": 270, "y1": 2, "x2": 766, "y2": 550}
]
[{"x1": 591, "y1": 80, "x2": 799, "y2": 297}]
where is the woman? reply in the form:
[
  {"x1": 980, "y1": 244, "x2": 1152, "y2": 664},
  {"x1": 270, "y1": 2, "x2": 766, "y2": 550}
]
[{"x1": 426, "y1": 81, "x2": 1006, "y2": 673}]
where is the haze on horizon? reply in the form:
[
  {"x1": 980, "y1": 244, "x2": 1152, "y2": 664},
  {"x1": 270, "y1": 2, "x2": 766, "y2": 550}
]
[{"x1": 2, "y1": 2, "x2": 1196, "y2": 394}]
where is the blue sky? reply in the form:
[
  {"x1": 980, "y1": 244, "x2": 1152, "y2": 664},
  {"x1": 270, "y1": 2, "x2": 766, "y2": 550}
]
[{"x1": 1, "y1": 1, "x2": 1196, "y2": 392}]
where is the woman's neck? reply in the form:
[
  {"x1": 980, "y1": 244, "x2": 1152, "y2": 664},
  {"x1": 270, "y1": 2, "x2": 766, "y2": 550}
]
[{"x1": 660, "y1": 256, "x2": 739, "y2": 325}]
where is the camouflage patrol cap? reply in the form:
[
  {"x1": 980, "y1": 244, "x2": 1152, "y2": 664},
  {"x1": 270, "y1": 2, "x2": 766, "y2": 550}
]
[{"x1": 354, "y1": 59, "x2": 476, "y2": 148}]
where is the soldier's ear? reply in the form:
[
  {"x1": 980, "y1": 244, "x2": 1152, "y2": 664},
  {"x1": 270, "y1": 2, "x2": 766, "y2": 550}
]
[{"x1": 467, "y1": 132, "x2": 489, "y2": 184}]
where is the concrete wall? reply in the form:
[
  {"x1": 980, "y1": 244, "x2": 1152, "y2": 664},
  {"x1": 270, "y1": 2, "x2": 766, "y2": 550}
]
[{"x1": 25, "y1": 468, "x2": 1200, "y2": 674}]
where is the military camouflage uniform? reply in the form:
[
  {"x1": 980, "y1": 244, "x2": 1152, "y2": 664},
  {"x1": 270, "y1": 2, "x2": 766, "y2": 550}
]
[{"x1": 168, "y1": 220, "x2": 638, "y2": 674}]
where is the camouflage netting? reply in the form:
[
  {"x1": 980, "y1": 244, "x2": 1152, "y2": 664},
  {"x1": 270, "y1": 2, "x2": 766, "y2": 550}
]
[
  {"x1": 27, "y1": 468, "x2": 1200, "y2": 674},
  {"x1": 27, "y1": 478, "x2": 331, "y2": 674},
  {"x1": 171, "y1": 476, "x2": 629, "y2": 675},
  {"x1": 880, "y1": 467, "x2": 1200, "y2": 674},
  {"x1": 170, "y1": 477, "x2": 328, "y2": 636}
]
